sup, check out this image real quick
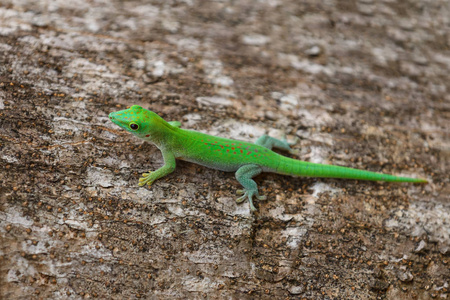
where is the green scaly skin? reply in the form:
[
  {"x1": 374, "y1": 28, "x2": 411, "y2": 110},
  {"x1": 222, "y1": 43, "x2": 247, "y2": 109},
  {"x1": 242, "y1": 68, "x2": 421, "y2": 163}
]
[{"x1": 109, "y1": 105, "x2": 428, "y2": 211}]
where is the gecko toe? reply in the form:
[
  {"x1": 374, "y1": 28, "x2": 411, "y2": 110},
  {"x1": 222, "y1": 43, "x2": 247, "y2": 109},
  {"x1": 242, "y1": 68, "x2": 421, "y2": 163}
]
[
  {"x1": 256, "y1": 194, "x2": 267, "y2": 201},
  {"x1": 289, "y1": 149, "x2": 300, "y2": 156},
  {"x1": 235, "y1": 189, "x2": 262, "y2": 211},
  {"x1": 288, "y1": 136, "x2": 299, "y2": 146},
  {"x1": 236, "y1": 194, "x2": 247, "y2": 203},
  {"x1": 248, "y1": 197, "x2": 257, "y2": 211}
]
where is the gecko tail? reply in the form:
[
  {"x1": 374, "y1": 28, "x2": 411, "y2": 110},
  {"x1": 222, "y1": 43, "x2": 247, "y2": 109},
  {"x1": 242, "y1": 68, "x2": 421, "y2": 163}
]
[{"x1": 277, "y1": 156, "x2": 428, "y2": 183}]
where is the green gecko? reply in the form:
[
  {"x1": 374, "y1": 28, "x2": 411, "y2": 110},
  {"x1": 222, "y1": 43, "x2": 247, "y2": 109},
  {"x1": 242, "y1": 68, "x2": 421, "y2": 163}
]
[{"x1": 109, "y1": 105, "x2": 427, "y2": 211}]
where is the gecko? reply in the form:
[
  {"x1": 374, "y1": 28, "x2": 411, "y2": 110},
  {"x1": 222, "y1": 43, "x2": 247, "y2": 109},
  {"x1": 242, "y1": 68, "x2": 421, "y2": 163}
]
[{"x1": 109, "y1": 105, "x2": 427, "y2": 211}]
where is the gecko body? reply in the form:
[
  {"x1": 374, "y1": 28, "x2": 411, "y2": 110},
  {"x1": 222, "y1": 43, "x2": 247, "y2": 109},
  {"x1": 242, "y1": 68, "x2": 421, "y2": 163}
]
[{"x1": 109, "y1": 105, "x2": 427, "y2": 211}]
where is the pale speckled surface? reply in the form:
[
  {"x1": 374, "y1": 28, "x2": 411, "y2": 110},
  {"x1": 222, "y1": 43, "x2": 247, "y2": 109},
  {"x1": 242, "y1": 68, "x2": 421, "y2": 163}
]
[{"x1": 0, "y1": 0, "x2": 449, "y2": 299}]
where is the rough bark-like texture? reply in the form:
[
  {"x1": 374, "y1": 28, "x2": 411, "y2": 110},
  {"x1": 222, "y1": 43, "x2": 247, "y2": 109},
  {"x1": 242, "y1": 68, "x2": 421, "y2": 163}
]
[{"x1": 0, "y1": 0, "x2": 449, "y2": 299}]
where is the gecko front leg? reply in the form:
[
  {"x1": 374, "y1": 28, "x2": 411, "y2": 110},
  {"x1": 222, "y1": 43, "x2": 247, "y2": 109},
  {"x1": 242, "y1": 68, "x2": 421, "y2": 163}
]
[{"x1": 138, "y1": 149, "x2": 176, "y2": 187}]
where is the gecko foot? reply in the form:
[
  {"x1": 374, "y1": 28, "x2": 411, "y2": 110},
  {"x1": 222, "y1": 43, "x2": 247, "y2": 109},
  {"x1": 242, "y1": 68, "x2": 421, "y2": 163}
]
[
  {"x1": 282, "y1": 135, "x2": 299, "y2": 146},
  {"x1": 236, "y1": 189, "x2": 267, "y2": 211},
  {"x1": 138, "y1": 172, "x2": 155, "y2": 187},
  {"x1": 282, "y1": 135, "x2": 300, "y2": 155},
  {"x1": 256, "y1": 134, "x2": 300, "y2": 155}
]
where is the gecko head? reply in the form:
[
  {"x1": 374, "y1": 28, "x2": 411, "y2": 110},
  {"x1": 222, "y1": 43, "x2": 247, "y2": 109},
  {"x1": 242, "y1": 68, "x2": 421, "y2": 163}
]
[{"x1": 109, "y1": 105, "x2": 163, "y2": 140}]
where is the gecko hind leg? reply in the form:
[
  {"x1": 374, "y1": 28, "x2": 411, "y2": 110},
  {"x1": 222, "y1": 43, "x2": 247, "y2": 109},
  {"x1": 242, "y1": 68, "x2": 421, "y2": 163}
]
[
  {"x1": 255, "y1": 134, "x2": 299, "y2": 154},
  {"x1": 235, "y1": 164, "x2": 266, "y2": 211}
]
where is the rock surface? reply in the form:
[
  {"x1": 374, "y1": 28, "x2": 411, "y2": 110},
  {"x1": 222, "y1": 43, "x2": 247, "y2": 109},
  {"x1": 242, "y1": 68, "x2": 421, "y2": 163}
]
[{"x1": 0, "y1": 0, "x2": 449, "y2": 299}]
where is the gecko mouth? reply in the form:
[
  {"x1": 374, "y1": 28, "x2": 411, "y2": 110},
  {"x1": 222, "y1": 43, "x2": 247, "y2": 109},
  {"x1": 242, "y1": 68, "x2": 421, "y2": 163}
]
[{"x1": 109, "y1": 112, "x2": 119, "y2": 124}]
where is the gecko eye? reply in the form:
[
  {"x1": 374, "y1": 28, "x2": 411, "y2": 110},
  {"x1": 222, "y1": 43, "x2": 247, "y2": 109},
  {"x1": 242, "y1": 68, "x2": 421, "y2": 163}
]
[{"x1": 130, "y1": 123, "x2": 139, "y2": 130}]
